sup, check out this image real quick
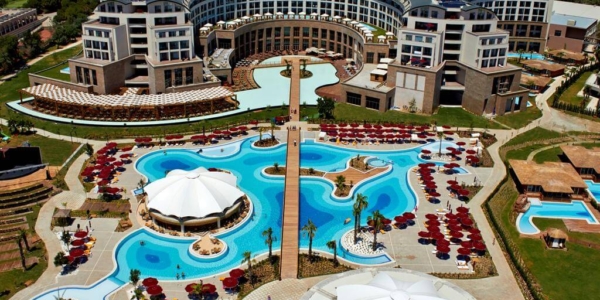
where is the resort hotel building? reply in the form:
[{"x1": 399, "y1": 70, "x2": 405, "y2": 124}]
[{"x1": 20, "y1": 0, "x2": 557, "y2": 121}]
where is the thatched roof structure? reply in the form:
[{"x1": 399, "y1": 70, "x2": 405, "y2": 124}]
[
  {"x1": 521, "y1": 60, "x2": 565, "y2": 72},
  {"x1": 560, "y1": 145, "x2": 600, "y2": 173},
  {"x1": 545, "y1": 228, "x2": 568, "y2": 240},
  {"x1": 548, "y1": 49, "x2": 586, "y2": 61},
  {"x1": 509, "y1": 160, "x2": 587, "y2": 193},
  {"x1": 520, "y1": 74, "x2": 552, "y2": 87}
]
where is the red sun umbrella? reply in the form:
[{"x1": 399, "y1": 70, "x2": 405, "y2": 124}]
[
  {"x1": 202, "y1": 283, "x2": 217, "y2": 293},
  {"x1": 121, "y1": 146, "x2": 133, "y2": 152},
  {"x1": 450, "y1": 184, "x2": 462, "y2": 191},
  {"x1": 96, "y1": 148, "x2": 108, "y2": 155},
  {"x1": 445, "y1": 213, "x2": 457, "y2": 219},
  {"x1": 473, "y1": 241, "x2": 487, "y2": 251},
  {"x1": 238, "y1": 126, "x2": 248, "y2": 131},
  {"x1": 458, "y1": 189, "x2": 470, "y2": 196},
  {"x1": 222, "y1": 277, "x2": 238, "y2": 289},
  {"x1": 229, "y1": 268, "x2": 245, "y2": 278},
  {"x1": 428, "y1": 192, "x2": 441, "y2": 197},
  {"x1": 394, "y1": 216, "x2": 407, "y2": 224},
  {"x1": 106, "y1": 157, "x2": 116, "y2": 162},
  {"x1": 431, "y1": 231, "x2": 445, "y2": 240},
  {"x1": 106, "y1": 142, "x2": 117, "y2": 148},
  {"x1": 455, "y1": 213, "x2": 469, "y2": 221},
  {"x1": 113, "y1": 161, "x2": 124, "y2": 167},
  {"x1": 456, "y1": 141, "x2": 466, "y2": 146},
  {"x1": 456, "y1": 206, "x2": 469, "y2": 214},
  {"x1": 436, "y1": 245, "x2": 451, "y2": 253},
  {"x1": 363, "y1": 124, "x2": 372, "y2": 129},
  {"x1": 350, "y1": 123, "x2": 359, "y2": 127},
  {"x1": 449, "y1": 224, "x2": 462, "y2": 232},
  {"x1": 457, "y1": 247, "x2": 472, "y2": 256},
  {"x1": 222, "y1": 131, "x2": 232, "y2": 135},
  {"x1": 443, "y1": 163, "x2": 455, "y2": 169},
  {"x1": 403, "y1": 212, "x2": 416, "y2": 220},
  {"x1": 230, "y1": 127, "x2": 238, "y2": 132},
  {"x1": 450, "y1": 231, "x2": 464, "y2": 239},
  {"x1": 447, "y1": 180, "x2": 458, "y2": 185},
  {"x1": 427, "y1": 226, "x2": 440, "y2": 233},
  {"x1": 446, "y1": 147, "x2": 456, "y2": 151},
  {"x1": 382, "y1": 218, "x2": 392, "y2": 225},
  {"x1": 469, "y1": 157, "x2": 480, "y2": 163},
  {"x1": 469, "y1": 234, "x2": 482, "y2": 241},
  {"x1": 461, "y1": 241, "x2": 473, "y2": 249},
  {"x1": 436, "y1": 238, "x2": 450, "y2": 246},
  {"x1": 449, "y1": 163, "x2": 460, "y2": 168},
  {"x1": 185, "y1": 283, "x2": 198, "y2": 293},
  {"x1": 97, "y1": 180, "x2": 109, "y2": 186},
  {"x1": 81, "y1": 170, "x2": 93, "y2": 177},
  {"x1": 421, "y1": 175, "x2": 434, "y2": 181},
  {"x1": 418, "y1": 231, "x2": 431, "y2": 238},
  {"x1": 442, "y1": 125, "x2": 451, "y2": 129},
  {"x1": 421, "y1": 149, "x2": 431, "y2": 154},
  {"x1": 425, "y1": 182, "x2": 437, "y2": 189},
  {"x1": 469, "y1": 228, "x2": 481, "y2": 235},
  {"x1": 466, "y1": 149, "x2": 477, "y2": 154},
  {"x1": 147, "y1": 285, "x2": 163, "y2": 295},
  {"x1": 71, "y1": 239, "x2": 85, "y2": 247},
  {"x1": 119, "y1": 154, "x2": 131, "y2": 159},
  {"x1": 74, "y1": 231, "x2": 88, "y2": 239},
  {"x1": 444, "y1": 131, "x2": 454, "y2": 135},
  {"x1": 134, "y1": 138, "x2": 145, "y2": 143},
  {"x1": 69, "y1": 248, "x2": 84, "y2": 257},
  {"x1": 142, "y1": 277, "x2": 159, "y2": 287},
  {"x1": 249, "y1": 120, "x2": 259, "y2": 125},
  {"x1": 418, "y1": 163, "x2": 430, "y2": 168},
  {"x1": 427, "y1": 219, "x2": 440, "y2": 226},
  {"x1": 425, "y1": 214, "x2": 438, "y2": 220}
]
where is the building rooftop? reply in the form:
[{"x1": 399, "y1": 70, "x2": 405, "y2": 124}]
[
  {"x1": 509, "y1": 159, "x2": 587, "y2": 194},
  {"x1": 550, "y1": 13, "x2": 597, "y2": 29},
  {"x1": 521, "y1": 60, "x2": 565, "y2": 72},
  {"x1": 520, "y1": 74, "x2": 552, "y2": 87},
  {"x1": 553, "y1": 1, "x2": 600, "y2": 23},
  {"x1": 343, "y1": 64, "x2": 394, "y2": 92},
  {"x1": 547, "y1": 49, "x2": 587, "y2": 61},
  {"x1": 560, "y1": 145, "x2": 600, "y2": 173}
]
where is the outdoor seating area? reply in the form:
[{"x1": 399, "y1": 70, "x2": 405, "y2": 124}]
[
  {"x1": 80, "y1": 142, "x2": 133, "y2": 192},
  {"x1": 192, "y1": 235, "x2": 224, "y2": 256},
  {"x1": 521, "y1": 73, "x2": 552, "y2": 93},
  {"x1": 20, "y1": 84, "x2": 238, "y2": 121},
  {"x1": 521, "y1": 60, "x2": 565, "y2": 77},
  {"x1": 57, "y1": 229, "x2": 96, "y2": 275},
  {"x1": 547, "y1": 49, "x2": 587, "y2": 65},
  {"x1": 509, "y1": 159, "x2": 588, "y2": 200}
]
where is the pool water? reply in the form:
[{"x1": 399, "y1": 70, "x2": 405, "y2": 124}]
[
  {"x1": 35, "y1": 137, "x2": 462, "y2": 299},
  {"x1": 516, "y1": 200, "x2": 599, "y2": 234},
  {"x1": 585, "y1": 180, "x2": 600, "y2": 203},
  {"x1": 507, "y1": 52, "x2": 545, "y2": 60},
  {"x1": 60, "y1": 67, "x2": 70, "y2": 74}
]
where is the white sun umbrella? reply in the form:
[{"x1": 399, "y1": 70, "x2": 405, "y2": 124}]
[
  {"x1": 253, "y1": 13, "x2": 261, "y2": 17},
  {"x1": 321, "y1": 13, "x2": 329, "y2": 17},
  {"x1": 276, "y1": 11, "x2": 283, "y2": 15},
  {"x1": 217, "y1": 20, "x2": 225, "y2": 24},
  {"x1": 350, "y1": 20, "x2": 359, "y2": 24},
  {"x1": 386, "y1": 31, "x2": 394, "y2": 36},
  {"x1": 356, "y1": 23, "x2": 365, "y2": 28},
  {"x1": 310, "y1": 12, "x2": 318, "y2": 16},
  {"x1": 299, "y1": 11, "x2": 306, "y2": 15},
  {"x1": 242, "y1": 16, "x2": 250, "y2": 19},
  {"x1": 234, "y1": 18, "x2": 242, "y2": 22},
  {"x1": 334, "y1": 15, "x2": 341, "y2": 19},
  {"x1": 200, "y1": 27, "x2": 208, "y2": 31},
  {"x1": 288, "y1": 11, "x2": 295, "y2": 15},
  {"x1": 343, "y1": 18, "x2": 351, "y2": 22},
  {"x1": 337, "y1": 273, "x2": 446, "y2": 300},
  {"x1": 204, "y1": 23, "x2": 213, "y2": 27},
  {"x1": 265, "y1": 12, "x2": 272, "y2": 16}
]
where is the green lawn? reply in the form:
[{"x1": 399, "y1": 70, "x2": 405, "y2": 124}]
[
  {"x1": 532, "y1": 146, "x2": 562, "y2": 163},
  {"x1": 333, "y1": 103, "x2": 503, "y2": 129},
  {"x1": 5, "y1": 0, "x2": 27, "y2": 8},
  {"x1": 557, "y1": 71, "x2": 592, "y2": 106},
  {"x1": 504, "y1": 127, "x2": 562, "y2": 147},
  {"x1": 494, "y1": 97, "x2": 542, "y2": 129},
  {"x1": 489, "y1": 181, "x2": 600, "y2": 300},
  {"x1": 1, "y1": 125, "x2": 80, "y2": 166},
  {"x1": 37, "y1": 62, "x2": 71, "y2": 82}
]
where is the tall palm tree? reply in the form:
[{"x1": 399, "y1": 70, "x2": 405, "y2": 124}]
[
  {"x1": 367, "y1": 210, "x2": 385, "y2": 252},
  {"x1": 16, "y1": 237, "x2": 26, "y2": 270},
  {"x1": 130, "y1": 288, "x2": 144, "y2": 300},
  {"x1": 129, "y1": 269, "x2": 141, "y2": 287},
  {"x1": 517, "y1": 48, "x2": 524, "y2": 63},
  {"x1": 335, "y1": 175, "x2": 346, "y2": 192},
  {"x1": 302, "y1": 219, "x2": 317, "y2": 262},
  {"x1": 437, "y1": 131, "x2": 445, "y2": 155},
  {"x1": 326, "y1": 240, "x2": 338, "y2": 266},
  {"x1": 353, "y1": 193, "x2": 369, "y2": 244},
  {"x1": 191, "y1": 280, "x2": 204, "y2": 298},
  {"x1": 273, "y1": 162, "x2": 279, "y2": 172},
  {"x1": 19, "y1": 229, "x2": 30, "y2": 252},
  {"x1": 241, "y1": 251, "x2": 254, "y2": 285},
  {"x1": 262, "y1": 227, "x2": 277, "y2": 261}
]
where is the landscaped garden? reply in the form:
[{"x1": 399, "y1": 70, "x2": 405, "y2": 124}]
[
  {"x1": 494, "y1": 97, "x2": 542, "y2": 129},
  {"x1": 555, "y1": 71, "x2": 593, "y2": 106},
  {"x1": 0, "y1": 125, "x2": 80, "y2": 166}
]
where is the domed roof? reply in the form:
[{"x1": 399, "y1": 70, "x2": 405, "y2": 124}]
[
  {"x1": 337, "y1": 272, "x2": 446, "y2": 300},
  {"x1": 146, "y1": 167, "x2": 244, "y2": 219}
]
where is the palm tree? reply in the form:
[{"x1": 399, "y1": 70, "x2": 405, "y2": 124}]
[
  {"x1": 241, "y1": 251, "x2": 254, "y2": 285},
  {"x1": 367, "y1": 210, "x2": 385, "y2": 252},
  {"x1": 437, "y1": 131, "x2": 445, "y2": 155},
  {"x1": 270, "y1": 123, "x2": 275, "y2": 141},
  {"x1": 302, "y1": 219, "x2": 317, "y2": 262},
  {"x1": 335, "y1": 175, "x2": 346, "y2": 192},
  {"x1": 53, "y1": 252, "x2": 68, "y2": 267},
  {"x1": 19, "y1": 229, "x2": 30, "y2": 252},
  {"x1": 129, "y1": 269, "x2": 141, "y2": 287},
  {"x1": 191, "y1": 281, "x2": 204, "y2": 298},
  {"x1": 273, "y1": 162, "x2": 279, "y2": 172},
  {"x1": 130, "y1": 288, "x2": 145, "y2": 300},
  {"x1": 262, "y1": 227, "x2": 277, "y2": 261},
  {"x1": 526, "y1": 79, "x2": 536, "y2": 91},
  {"x1": 16, "y1": 237, "x2": 26, "y2": 270},
  {"x1": 353, "y1": 193, "x2": 369, "y2": 244},
  {"x1": 258, "y1": 127, "x2": 263, "y2": 143},
  {"x1": 517, "y1": 48, "x2": 524, "y2": 63},
  {"x1": 556, "y1": 51, "x2": 565, "y2": 64},
  {"x1": 326, "y1": 240, "x2": 338, "y2": 266}
]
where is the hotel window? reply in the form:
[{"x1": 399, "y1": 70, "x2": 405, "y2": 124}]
[
  {"x1": 164, "y1": 70, "x2": 172, "y2": 88},
  {"x1": 284, "y1": 27, "x2": 291, "y2": 37},
  {"x1": 293, "y1": 27, "x2": 300, "y2": 37},
  {"x1": 366, "y1": 97, "x2": 380, "y2": 110},
  {"x1": 76, "y1": 66, "x2": 83, "y2": 83},
  {"x1": 347, "y1": 92, "x2": 361, "y2": 106},
  {"x1": 91, "y1": 70, "x2": 97, "y2": 85},
  {"x1": 174, "y1": 68, "x2": 183, "y2": 86},
  {"x1": 366, "y1": 52, "x2": 374, "y2": 63},
  {"x1": 554, "y1": 30, "x2": 562, "y2": 36}
]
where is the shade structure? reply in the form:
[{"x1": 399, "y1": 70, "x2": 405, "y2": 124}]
[
  {"x1": 461, "y1": 241, "x2": 473, "y2": 249},
  {"x1": 427, "y1": 226, "x2": 440, "y2": 233},
  {"x1": 421, "y1": 149, "x2": 431, "y2": 154},
  {"x1": 382, "y1": 218, "x2": 392, "y2": 225},
  {"x1": 113, "y1": 161, "x2": 124, "y2": 167},
  {"x1": 456, "y1": 207, "x2": 469, "y2": 214},
  {"x1": 425, "y1": 182, "x2": 437, "y2": 189},
  {"x1": 222, "y1": 277, "x2": 238, "y2": 289},
  {"x1": 468, "y1": 157, "x2": 480, "y2": 163},
  {"x1": 418, "y1": 231, "x2": 431, "y2": 238},
  {"x1": 447, "y1": 180, "x2": 458, "y2": 185},
  {"x1": 448, "y1": 224, "x2": 462, "y2": 232},
  {"x1": 466, "y1": 149, "x2": 477, "y2": 155},
  {"x1": 336, "y1": 272, "x2": 448, "y2": 300},
  {"x1": 425, "y1": 214, "x2": 438, "y2": 220},
  {"x1": 146, "y1": 285, "x2": 163, "y2": 295},
  {"x1": 142, "y1": 277, "x2": 159, "y2": 287},
  {"x1": 469, "y1": 228, "x2": 481, "y2": 235},
  {"x1": 429, "y1": 191, "x2": 441, "y2": 197},
  {"x1": 450, "y1": 184, "x2": 461, "y2": 191},
  {"x1": 146, "y1": 167, "x2": 244, "y2": 220},
  {"x1": 403, "y1": 212, "x2": 416, "y2": 220},
  {"x1": 121, "y1": 146, "x2": 133, "y2": 152},
  {"x1": 431, "y1": 232, "x2": 445, "y2": 240},
  {"x1": 450, "y1": 231, "x2": 464, "y2": 239},
  {"x1": 461, "y1": 218, "x2": 474, "y2": 227},
  {"x1": 97, "y1": 179, "x2": 109, "y2": 186},
  {"x1": 456, "y1": 213, "x2": 469, "y2": 220},
  {"x1": 469, "y1": 234, "x2": 482, "y2": 241},
  {"x1": 436, "y1": 238, "x2": 450, "y2": 246},
  {"x1": 458, "y1": 189, "x2": 470, "y2": 196},
  {"x1": 473, "y1": 241, "x2": 487, "y2": 251},
  {"x1": 185, "y1": 283, "x2": 198, "y2": 293},
  {"x1": 426, "y1": 219, "x2": 440, "y2": 227},
  {"x1": 456, "y1": 141, "x2": 466, "y2": 146},
  {"x1": 69, "y1": 248, "x2": 84, "y2": 257},
  {"x1": 443, "y1": 163, "x2": 455, "y2": 169},
  {"x1": 202, "y1": 283, "x2": 217, "y2": 293},
  {"x1": 421, "y1": 175, "x2": 434, "y2": 181},
  {"x1": 229, "y1": 268, "x2": 245, "y2": 278},
  {"x1": 445, "y1": 213, "x2": 457, "y2": 220},
  {"x1": 74, "y1": 231, "x2": 88, "y2": 239},
  {"x1": 457, "y1": 247, "x2": 472, "y2": 255},
  {"x1": 119, "y1": 153, "x2": 131, "y2": 159},
  {"x1": 71, "y1": 239, "x2": 85, "y2": 247},
  {"x1": 436, "y1": 245, "x2": 450, "y2": 253}
]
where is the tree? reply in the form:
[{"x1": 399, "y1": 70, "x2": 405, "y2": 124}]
[
  {"x1": 556, "y1": 51, "x2": 565, "y2": 64},
  {"x1": 60, "y1": 231, "x2": 71, "y2": 245},
  {"x1": 353, "y1": 193, "x2": 369, "y2": 244},
  {"x1": 517, "y1": 48, "x2": 524, "y2": 63},
  {"x1": 326, "y1": 240, "x2": 338, "y2": 266},
  {"x1": 302, "y1": 219, "x2": 317, "y2": 262},
  {"x1": 258, "y1": 127, "x2": 263, "y2": 143},
  {"x1": 19, "y1": 229, "x2": 30, "y2": 252},
  {"x1": 270, "y1": 123, "x2": 275, "y2": 141},
  {"x1": 316, "y1": 97, "x2": 335, "y2": 119},
  {"x1": 241, "y1": 251, "x2": 254, "y2": 285},
  {"x1": 273, "y1": 162, "x2": 279, "y2": 172},
  {"x1": 21, "y1": 30, "x2": 45, "y2": 58},
  {"x1": 85, "y1": 143, "x2": 94, "y2": 156},
  {"x1": 16, "y1": 237, "x2": 26, "y2": 270},
  {"x1": 335, "y1": 175, "x2": 346, "y2": 192},
  {"x1": 0, "y1": 35, "x2": 19, "y2": 74},
  {"x1": 191, "y1": 282, "x2": 204, "y2": 299},
  {"x1": 53, "y1": 252, "x2": 69, "y2": 267},
  {"x1": 526, "y1": 79, "x2": 536, "y2": 91},
  {"x1": 408, "y1": 98, "x2": 417, "y2": 113},
  {"x1": 262, "y1": 227, "x2": 276, "y2": 261},
  {"x1": 130, "y1": 288, "x2": 145, "y2": 300},
  {"x1": 367, "y1": 210, "x2": 385, "y2": 251},
  {"x1": 437, "y1": 131, "x2": 445, "y2": 155},
  {"x1": 129, "y1": 269, "x2": 141, "y2": 287}
]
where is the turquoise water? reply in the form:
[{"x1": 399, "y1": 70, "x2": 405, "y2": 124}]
[
  {"x1": 586, "y1": 180, "x2": 600, "y2": 203},
  {"x1": 60, "y1": 67, "x2": 70, "y2": 74},
  {"x1": 517, "y1": 201, "x2": 599, "y2": 234},
  {"x1": 35, "y1": 137, "x2": 463, "y2": 299},
  {"x1": 508, "y1": 52, "x2": 545, "y2": 60}
]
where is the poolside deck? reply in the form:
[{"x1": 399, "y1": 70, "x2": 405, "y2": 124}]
[
  {"x1": 563, "y1": 201, "x2": 600, "y2": 233},
  {"x1": 323, "y1": 166, "x2": 389, "y2": 188}
]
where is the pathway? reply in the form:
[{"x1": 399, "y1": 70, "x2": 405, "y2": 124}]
[
  {"x1": 279, "y1": 59, "x2": 302, "y2": 279},
  {"x1": 525, "y1": 140, "x2": 600, "y2": 161}
]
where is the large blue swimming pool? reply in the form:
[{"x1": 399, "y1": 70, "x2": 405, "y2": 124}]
[
  {"x1": 586, "y1": 180, "x2": 600, "y2": 203},
  {"x1": 516, "y1": 200, "x2": 599, "y2": 234},
  {"x1": 35, "y1": 137, "x2": 463, "y2": 299}
]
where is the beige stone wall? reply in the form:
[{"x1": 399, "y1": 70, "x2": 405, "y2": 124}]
[
  {"x1": 27, "y1": 74, "x2": 93, "y2": 93},
  {"x1": 499, "y1": 21, "x2": 548, "y2": 51},
  {"x1": 341, "y1": 84, "x2": 395, "y2": 113},
  {"x1": 148, "y1": 60, "x2": 204, "y2": 94},
  {"x1": 68, "y1": 57, "x2": 134, "y2": 94},
  {"x1": 386, "y1": 64, "x2": 442, "y2": 114}
]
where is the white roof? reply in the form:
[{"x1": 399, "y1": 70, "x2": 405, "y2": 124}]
[
  {"x1": 337, "y1": 273, "x2": 445, "y2": 300},
  {"x1": 146, "y1": 167, "x2": 244, "y2": 219},
  {"x1": 376, "y1": 64, "x2": 389, "y2": 70},
  {"x1": 370, "y1": 69, "x2": 387, "y2": 76},
  {"x1": 380, "y1": 58, "x2": 394, "y2": 64}
]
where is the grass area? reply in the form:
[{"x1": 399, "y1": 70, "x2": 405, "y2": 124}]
[
  {"x1": 562, "y1": 109, "x2": 600, "y2": 122},
  {"x1": 5, "y1": 0, "x2": 27, "y2": 8},
  {"x1": 488, "y1": 181, "x2": 600, "y2": 300},
  {"x1": 494, "y1": 97, "x2": 542, "y2": 129},
  {"x1": 0, "y1": 45, "x2": 82, "y2": 107},
  {"x1": 532, "y1": 218, "x2": 600, "y2": 245},
  {"x1": 333, "y1": 103, "x2": 503, "y2": 129},
  {"x1": 0, "y1": 205, "x2": 49, "y2": 299},
  {"x1": 37, "y1": 62, "x2": 71, "y2": 82},
  {"x1": 504, "y1": 127, "x2": 562, "y2": 147},
  {"x1": 558, "y1": 71, "x2": 593, "y2": 106},
  {"x1": 0, "y1": 125, "x2": 80, "y2": 166},
  {"x1": 532, "y1": 147, "x2": 562, "y2": 163}
]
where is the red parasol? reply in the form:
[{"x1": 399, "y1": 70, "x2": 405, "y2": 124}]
[
  {"x1": 185, "y1": 283, "x2": 198, "y2": 293},
  {"x1": 382, "y1": 218, "x2": 392, "y2": 225},
  {"x1": 106, "y1": 157, "x2": 116, "y2": 162},
  {"x1": 461, "y1": 219, "x2": 475, "y2": 228},
  {"x1": 119, "y1": 153, "x2": 131, "y2": 159},
  {"x1": 444, "y1": 163, "x2": 455, "y2": 169},
  {"x1": 146, "y1": 285, "x2": 163, "y2": 295},
  {"x1": 456, "y1": 141, "x2": 466, "y2": 146},
  {"x1": 456, "y1": 207, "x2": 469, "y2": 214},
  {"x1": 202, "y1": 283, "x2": 217, "y2": 293},
  {"x1": 446, "y1": 147, "x2": 456, "y2": 152},
  {"x1": 436, "y1": 245, "x2": 451, "y2": 253},
  {"x1": 421, "y1": 175, "x2": 434, "y2": 181},
  {"x1": 403, "y1": 212, "x2": 416, "y2": 220},
  {"x1": 418, "y1": 231, "x2": 431, "y2": 238},
  {"x1": 71, "y1": 239, "x2": 85, "y2": 247},
  {"x1": 427, "y1": 219, "x2": 441, "y2": 227},
  {"x1": 230, "y1": 127, "x2": 238, "y2": 132},
  {"x1": 448, "y1": 224, "x2": 462, "y2": 232},
  {"x1": 469, "y1": 233, "x2": 482, "y2": 241},
  {"x1": 142, "y1": 277, "x2": 159, "y2": 287},
  {"x1": 425, "y1": 214, "x2": 438, "y2": 220},
  {"x1": 222, "y1": 131, "x2": 232, "y2": 135},
  {"x1": 461, "y1": 241, "x2": 473, "y2": 249},
  {"x1": 394, "y1": 216, "x2": 407, "y2": 224},
  {"x1": 456, "y1": 213, "x2": 469, "y2": 220},
  {"x1": 458, "y1": 189, "x2": 470, "y2": 196},
  {"x1": 74, "y1": 231, "x2": 88, "y2": 239},
  {"x1": 450, "y1": 184, "x2": 462, "y2": 191},
  {"x1": 466, "y1": 149, "x2": 477, "y2": 155},
  {"x1": 425, "y1": 182, "x2": 437, "y2": 189},
  {"x1": 121, "y1": 146, "x2": 133, "y2": 152},
  {"x1": 436, "y1": 238, "x2": 450, "y2": 246},
  {"x1": 431, "y1": 231, "x2": 445, "y2": 240},
  {"x1": 96, "y1": 148, "x2": 108, "y2": 155},
  {"x1": 222, "y1": 277, "x2": 238, "y2": 289},
  {"x1": 445, "y1": 213, "x2": 457, "y2": 219},
  {"x1": 81, "y1": 170, "x2": 93, "y2": 177},
  {"x1": 447, "y1": 180, "x2": 458, "y2": 185},
  {"x1": 427, "y1": 226, "x2": 440, "y2": 233},
  {"x1": 473, "y1": 241, "x2": 487, "y2": 251},
  {"x1": 469, "y1": 157, "x2": 480, "y2": 163},
  {"x1": 450, "y1": 231, "x2": 464, "y2": 239},
  {"x1": 418, "y1": 163, "x2": 430, "y2": 168},
  {"x1": 69, "y1": 248, "x2": 84, "y2": 257},
  {"x1": 469, "y1": 228, "x2": 481, "y2": 235},
  {"x1": 457, "y1": 247, "x2": 472, "y2": 255},
  {"x1": 421, "y1": 149, "x2": 431, "y2": 154},
  {"x1": 249, "y1": 120, "x2": 259, "y2": 125},
  {"x1": 428, "y1": 192, "x2": 441, "y2": 197},
  {"x1": 442, "y1": 125, "x2": 451, "y2": 129},
  {"x1": 113, "y1": 161, "x2": 124, "y2": 167},
  {"x1": 97, "y1": 180, "x2": 109, "y2": 186},
  {"x1": 238, "y1": 126, "x2": 248, "y2": 131},
  {"x1": 229, "y1": 268, "x2": 245, "y2": 278},
  {"x1": 105, "y1": 142, "x2": 117, "y2": 148}
]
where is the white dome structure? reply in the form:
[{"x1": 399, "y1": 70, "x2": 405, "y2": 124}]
[
  {"x1": 145, "y1": 167, "x2": 245, "y2": 232},
  {"x1": 337, "y1": 273, "x2": 445, "y2": 300}
]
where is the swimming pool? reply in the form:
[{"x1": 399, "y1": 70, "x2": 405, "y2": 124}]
[
  {"x1": 507, "y1": 52, "x2": 545, "y2": 60},
  {"x1": 260, "y1": 56, "x2": 322, "y2": 65},
  {"x1": 35, "y1": 137, "x2": 461, "y2": 299},
  {"x1": 585, "y1": 180, "x2": 600, "y2": 203},
  {"x1": 516, "y1": 200, "x2": 599, "y2": 234},
  {"x1": 60, "y1": 67, "x2": 70, "y2": 74}
]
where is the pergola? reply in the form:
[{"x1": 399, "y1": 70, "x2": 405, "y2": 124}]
[{"x1": 20, "y1": 84, "x2": 239, "y2": 121}]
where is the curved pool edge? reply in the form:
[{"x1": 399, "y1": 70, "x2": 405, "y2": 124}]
[{"x1": 516, "y1": 200, "x2": 600, "y2": 235}]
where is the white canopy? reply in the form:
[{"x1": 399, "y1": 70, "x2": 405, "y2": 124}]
[
  {"x1": 217, "y1": 20, "x2": 225, "y2": 24},
  {"x1": 299, "y1": 11, "x2": 306, "y2": 15},
  {"x1": 337, "y1": 273, "x2": 445, "y2": 300},
  {"x1": 265, "y1": 12, "x2": 273, "y2": 16},
  {"x1": 321, "y1": 13, "x2": 329, "y2": 17},
  {"x1": 376, "y1": 64, "x2": 389, "y2": 70},
  {"x1": 276, "y1": 11, "x2": 283, "y2": 15},
  {"x1": 146, "y1": 167, "x2": 244, "y2": 219},
  {"x1": 288, "y1": 11, "x2": 295, "y2": 15},
  {"x1": 380, "y1": 58, "x2": 394, "y2": 64},
  {"x1": 371, "y1": 69, "x2": 388, "y2": 76},
  {"x1": 204, "y1": 23, "x2": 213, "y2": 27}
]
